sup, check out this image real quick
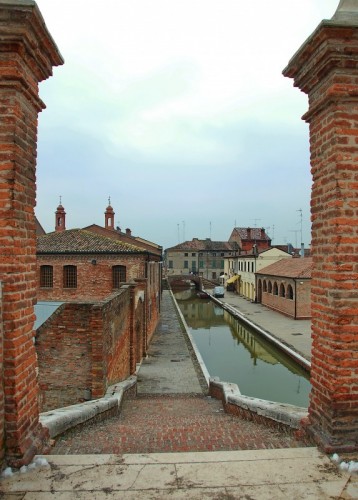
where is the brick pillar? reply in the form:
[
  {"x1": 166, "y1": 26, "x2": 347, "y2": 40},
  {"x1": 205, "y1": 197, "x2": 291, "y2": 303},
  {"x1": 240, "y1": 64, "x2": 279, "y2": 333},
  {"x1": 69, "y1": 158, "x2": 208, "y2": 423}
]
[
  {"x1": 0, "y1": 1, "x2": 63, "y2": 466},
  {"x1": 283, "y1": 2, "x2": 358, "y2": 453}
]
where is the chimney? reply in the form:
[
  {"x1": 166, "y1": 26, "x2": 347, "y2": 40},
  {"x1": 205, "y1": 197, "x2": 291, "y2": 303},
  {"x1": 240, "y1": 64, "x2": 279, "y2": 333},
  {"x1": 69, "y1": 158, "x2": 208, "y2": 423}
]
[
  {"x1": 247, "y1": 227, "x2": 251, "y2": 240},
  {"x1": 126, "y1": 228, "x2": 132, "y2": 236},
  {"x1": 261, "y1": 228, "x2": 265, "y2": 239}
]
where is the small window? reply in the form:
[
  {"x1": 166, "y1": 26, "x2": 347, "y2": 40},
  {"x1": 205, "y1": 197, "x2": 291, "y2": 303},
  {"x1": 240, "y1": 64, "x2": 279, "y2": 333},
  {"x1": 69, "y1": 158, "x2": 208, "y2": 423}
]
[
  {"x1": 221, "y1": 253, "x2": 224, "y2": 256},
  {"x1": 40, "y1": 265, "x2": 53, "y2": 288},
  {"x1": 192, "y1": 253, "x2": 196, "y2": 256},
  {"x1": 184, "y1": 260, "x2": 189, "y2": 268},
  {"x1": 63, "y1": 265, "x2": 77, "y2": 288},
  {"x1": 199, "y1": 260, "x2": 204, "y2": 268},
  {"x1": 113, "y1": 265, "x2": 126, "y2": 288},
  {"x1": 184, "y1": 253, "x2": 188, "y2": 256},
  {"x1": 168, "y1": 260, "x2": 173, "y2": 269}
]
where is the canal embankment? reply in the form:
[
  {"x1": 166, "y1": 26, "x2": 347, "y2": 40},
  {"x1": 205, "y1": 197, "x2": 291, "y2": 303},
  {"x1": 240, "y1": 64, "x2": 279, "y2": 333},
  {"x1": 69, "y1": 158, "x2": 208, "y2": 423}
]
[{"x1": 209, "y1": 290, "x2": 312, "y2": 366}]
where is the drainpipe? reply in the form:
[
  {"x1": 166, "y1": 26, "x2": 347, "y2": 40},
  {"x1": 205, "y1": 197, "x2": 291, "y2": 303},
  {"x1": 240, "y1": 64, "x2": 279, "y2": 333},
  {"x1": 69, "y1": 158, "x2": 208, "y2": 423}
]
[{"x1": 294, "y1": 279, "x2": 297, "y2": 320}]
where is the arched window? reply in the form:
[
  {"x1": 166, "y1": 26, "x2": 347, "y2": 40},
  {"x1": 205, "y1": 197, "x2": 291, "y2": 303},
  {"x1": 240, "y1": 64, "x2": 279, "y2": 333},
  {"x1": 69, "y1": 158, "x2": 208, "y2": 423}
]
[
  {"x1": 273, "y1": 282, "x2": 278, "y2": 295},
  {"x1": 40, "y1": 265, "x2": 53, "y2": 288},
  {"x1": 263, "y1": 280, "x2": 267, "y2": 292},
  {"x1": 63, "y1": 265, "x2": 77, "y2": 288},
  {"x1": 268, "y1": 281, "x2": 272, "y2": 293},
  {"x1": 280, "y1": 283, "x2": 285, "y2": 297},
  {"x1": 287, "y1": 284, "x2": 294, "y2": 300},
  {"x1": 113, "y1": 265, "x2": 126, "y2": 288}
]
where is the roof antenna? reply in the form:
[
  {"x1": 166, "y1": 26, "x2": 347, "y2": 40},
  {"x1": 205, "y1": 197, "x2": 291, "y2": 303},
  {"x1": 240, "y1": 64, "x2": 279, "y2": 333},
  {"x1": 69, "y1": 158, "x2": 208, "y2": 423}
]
[{"x1": 108, "y1": 196, "x2": 111, "y2": 206}]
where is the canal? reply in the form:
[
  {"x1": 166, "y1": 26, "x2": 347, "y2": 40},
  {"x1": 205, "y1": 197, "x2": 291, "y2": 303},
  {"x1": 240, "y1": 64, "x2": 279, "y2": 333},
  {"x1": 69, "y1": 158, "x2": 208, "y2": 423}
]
[{"x1": 174, "y1": 289, "x2": 311, "y2": 408}]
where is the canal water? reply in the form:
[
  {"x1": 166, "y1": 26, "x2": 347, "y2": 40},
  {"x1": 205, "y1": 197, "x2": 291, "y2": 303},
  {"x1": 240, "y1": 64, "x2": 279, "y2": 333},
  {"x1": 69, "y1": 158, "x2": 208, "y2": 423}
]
[{"x1": 174, "y1": 290, "x2": 311, "y2": 408}]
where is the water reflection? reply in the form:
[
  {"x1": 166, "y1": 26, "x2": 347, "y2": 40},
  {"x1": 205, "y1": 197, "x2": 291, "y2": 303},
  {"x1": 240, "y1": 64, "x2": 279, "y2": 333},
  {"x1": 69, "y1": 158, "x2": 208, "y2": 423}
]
[{"x1": 175, "y1": 292, "x2": 310, "y2": 408}]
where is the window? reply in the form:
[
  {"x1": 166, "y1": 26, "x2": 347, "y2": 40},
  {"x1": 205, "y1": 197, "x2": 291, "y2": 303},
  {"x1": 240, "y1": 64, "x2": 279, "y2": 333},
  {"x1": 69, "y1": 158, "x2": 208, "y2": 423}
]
[
  {"x1": 191, "y1": 253, "x2": 196, "y2": 256},
  {"x1": 212, "y1": 253, "x2": 216, "y2": 256},
  {"x1": 184, "y1": 260, "x2": 189, "y2": 268},
  {"x1": 191, "y1": 261, "x2": 196, "y2": 271},
  {"x1": 221, "y1": 253, "x2": 224, "y2": 256},
  {"x1": 280, "y1": 283, "x2": 285, "y2": 297},
  {"x1": 268, "y1": 281, "x2": 272, "y2": 293},
  {"x1": 168, "y1": 260, "x2": 173, "y2": 269},
  {"x1": 212, "y1": 260, "x2": 217, "y2": 268},
  {"x1": 263, "y1": 280, "x2": 267, "y2": 292},
  {"x1": 273, "y1": 282, "x2": 278, "y2": 295},
  {"x1": 287, "y1": 284, "x2": 294, "y2": 300},
  {"x1": 199, "y1": 260, "x2": 204, "y2": 268},
  {"x1": 220, "y1": 260, "x2": 224, "y2": 269},
  {"x1": 40, "y1": 265, "x2": 53, "y2": 288},
  {"x1": 184, "y1": 253, "x2": 188, "y2": 256},
  {"x1": 113, "y1": 265, "x2": 126, "y2": 288},
  {"x1": 63, "y1": 265, "x2": 77, "y2": 288}
]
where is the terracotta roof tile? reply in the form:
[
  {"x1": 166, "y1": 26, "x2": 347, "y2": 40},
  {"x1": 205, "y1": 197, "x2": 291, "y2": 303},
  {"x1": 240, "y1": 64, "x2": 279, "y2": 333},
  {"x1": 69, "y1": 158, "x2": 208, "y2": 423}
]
[
  {"x1": 232, "y1": 227, "x2": 270, "y2": 241},
  {"x1": 256, "y1": 257, "x2": 313, "y2": 279},
  {"x1": 37, "y1": 229, "x2": 145, "y2": 254}
]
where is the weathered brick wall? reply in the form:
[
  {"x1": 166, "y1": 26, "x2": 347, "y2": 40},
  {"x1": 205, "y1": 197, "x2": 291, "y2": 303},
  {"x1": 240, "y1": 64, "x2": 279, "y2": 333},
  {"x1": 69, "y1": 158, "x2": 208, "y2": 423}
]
[
  {"x1": 146, "y1": 262, "x2": 161, "y2": 344},
  {"x1": 0, "y1": 1, "x2": 63, "y2": 466},
  {"x1": 102, "y1": 289, "x2": 132, "y2": 391},
  {"x1": 284, "y1": 16, "x2": 358, "y2": 452},
  {"x1": 36, "y1": 287, "x2": 141, "y2": 411},
  {"x1": 0, "y1": 283, "x2": 4, "y2": 464},
  {"x1": 36, "y1": 303, "x2": 93, "y2": 411},
  {"x1": 37, "y1": 254, "x2": 146, "y2": 302}
]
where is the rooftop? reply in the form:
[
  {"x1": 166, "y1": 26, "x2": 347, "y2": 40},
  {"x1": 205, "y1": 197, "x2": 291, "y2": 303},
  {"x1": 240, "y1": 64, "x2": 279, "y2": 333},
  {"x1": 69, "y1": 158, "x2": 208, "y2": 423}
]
[
  {"x1": 256, "y1": 257, "x2": 313, "y2": 279},
  {"x1": 37, "y1": 229, "x2": 146, "y2": 254}
]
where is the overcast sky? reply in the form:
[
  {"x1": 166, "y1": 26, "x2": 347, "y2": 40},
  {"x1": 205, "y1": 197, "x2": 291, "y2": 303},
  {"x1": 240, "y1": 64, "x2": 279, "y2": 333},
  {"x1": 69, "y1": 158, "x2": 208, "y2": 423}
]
[{"x1": 35, "y1": 0, "x2": 339, "y2": 250}]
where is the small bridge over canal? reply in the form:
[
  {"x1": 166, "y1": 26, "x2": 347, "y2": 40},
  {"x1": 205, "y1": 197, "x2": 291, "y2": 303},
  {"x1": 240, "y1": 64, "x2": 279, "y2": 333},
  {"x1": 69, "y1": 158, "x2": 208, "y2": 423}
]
[{"x1": 167, "y1": 274, "x2": 220, "y2": 291}]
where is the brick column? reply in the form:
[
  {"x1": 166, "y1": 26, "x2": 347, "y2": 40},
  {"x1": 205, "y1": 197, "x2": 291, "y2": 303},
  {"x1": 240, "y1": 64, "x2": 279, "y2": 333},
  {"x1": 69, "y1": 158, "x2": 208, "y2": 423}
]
[
  {"x1": 283, "y1": 2, "x2": 358, "y2": 453},
  {"x1": 0, "y1": 1, "x2": 63, "y2": 466}
]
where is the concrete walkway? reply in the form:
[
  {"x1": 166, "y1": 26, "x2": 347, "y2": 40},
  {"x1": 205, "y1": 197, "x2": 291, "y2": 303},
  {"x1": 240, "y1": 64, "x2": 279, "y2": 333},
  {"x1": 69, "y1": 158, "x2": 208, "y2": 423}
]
[
  {"x1": 137, "y1": 291, "x2": 204, "y2": 394},
  {"x1": 1, "y1": 290, "x2": 357, "y2": 499}
]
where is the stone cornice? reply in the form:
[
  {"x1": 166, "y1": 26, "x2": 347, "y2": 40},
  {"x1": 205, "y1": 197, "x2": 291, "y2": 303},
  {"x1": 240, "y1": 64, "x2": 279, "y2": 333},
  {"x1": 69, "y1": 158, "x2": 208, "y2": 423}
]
[{"x1": 0, "y1": 1, "x2": 64, "y2": 83}]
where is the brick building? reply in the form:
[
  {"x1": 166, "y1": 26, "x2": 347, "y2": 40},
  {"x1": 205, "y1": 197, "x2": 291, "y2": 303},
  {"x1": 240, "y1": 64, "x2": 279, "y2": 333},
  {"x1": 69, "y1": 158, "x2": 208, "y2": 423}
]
[
  {"x1": 229, "y1": 227, "x2": 271, "y2": 253},
  {"x1": 35, "y1": 209, "x2": 162, "y2": 411},
  {"x1": 256, "y1": 258, "x2": 312, "y2": 319}
]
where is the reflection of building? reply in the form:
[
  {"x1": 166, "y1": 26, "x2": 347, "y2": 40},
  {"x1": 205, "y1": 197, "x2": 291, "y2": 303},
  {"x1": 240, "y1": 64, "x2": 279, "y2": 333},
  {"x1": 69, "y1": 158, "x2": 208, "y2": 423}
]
[
  {"x1": 165, "y1": 238, "x2": 236, "y2": 280},
  {"x1": 226, "y1": 313, "x2": 309, "y2": 376},
  {"x1": 176, "y1": 297, "x2": 226, "y2": 329},
  {"x1": 256, "y1": 258, "x2": 312, "y2": 319}
]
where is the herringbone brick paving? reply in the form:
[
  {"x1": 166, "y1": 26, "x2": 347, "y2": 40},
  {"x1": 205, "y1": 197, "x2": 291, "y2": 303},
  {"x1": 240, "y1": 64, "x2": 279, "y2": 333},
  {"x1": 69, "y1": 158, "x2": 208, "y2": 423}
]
[{"x1": 51, "y1": 394, "x2": 310, "y2": 455}]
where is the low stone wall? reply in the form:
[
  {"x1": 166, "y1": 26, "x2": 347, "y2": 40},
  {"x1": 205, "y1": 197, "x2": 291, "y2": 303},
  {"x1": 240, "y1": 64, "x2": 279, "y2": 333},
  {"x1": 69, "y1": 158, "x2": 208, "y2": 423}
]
[
  {"x1": 209, "y1": 378, "x2": 309, "y2": 432},
  {"x1": 40, "y1": 377, "x2": 137, "y2": 438}
]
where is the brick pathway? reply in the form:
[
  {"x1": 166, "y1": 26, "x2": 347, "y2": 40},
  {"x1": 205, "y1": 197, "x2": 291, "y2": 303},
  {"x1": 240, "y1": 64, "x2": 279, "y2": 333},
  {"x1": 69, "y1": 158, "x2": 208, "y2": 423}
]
[{"x1": 51, "y1": 394, "x2": 310, "y2": 454}]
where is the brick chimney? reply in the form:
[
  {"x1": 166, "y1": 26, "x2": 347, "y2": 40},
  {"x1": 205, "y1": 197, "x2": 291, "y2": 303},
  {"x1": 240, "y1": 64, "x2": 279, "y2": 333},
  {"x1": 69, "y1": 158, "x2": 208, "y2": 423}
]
[{"x1": 126, "y1": 228, "x2": 132, "y2": 236}]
